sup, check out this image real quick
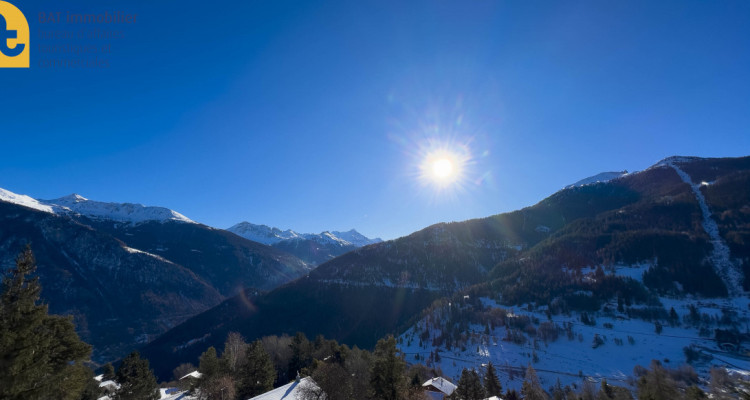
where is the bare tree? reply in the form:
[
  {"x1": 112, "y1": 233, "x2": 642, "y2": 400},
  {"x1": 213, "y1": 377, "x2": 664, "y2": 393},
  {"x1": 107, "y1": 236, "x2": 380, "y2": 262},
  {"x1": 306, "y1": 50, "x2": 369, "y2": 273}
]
[
  {"x1": 222, "y1": 332, "x2": 247, "y2": 375},
  {"x1": 262, "y1": 335, "x2": 294, "y2": 383},
  {"x1": 198, "y1": 375, "x2": 236, "y2": 400}
]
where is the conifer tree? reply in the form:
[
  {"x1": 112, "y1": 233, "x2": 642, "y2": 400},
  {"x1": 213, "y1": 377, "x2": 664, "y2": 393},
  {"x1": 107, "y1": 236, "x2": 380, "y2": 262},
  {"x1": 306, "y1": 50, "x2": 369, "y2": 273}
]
[
  {"x1": 236, "y1": 340, "x2": 276, "y2": 399},
  {"x1": 288, "y1": 332, "x2": 313, "y2": 378},
  {"x1": 551, "y1": 378, "x2": 565, "y2": 400},
  {"x1": 597, "y1": 378, "x2": 614, "y2": 400},
  {"x1": 455, "y1": 368, "x2": 485, "y2": 400},
  {"x1": 483, "y1": 362, "x2": 502, "y2": 396},
  {"x1": 78, "y1": 364, "x2": 104, "y2": 400},
  {"x1": 102, "y1": 362, "x2": 116, "y2": 380},
  {"x1": 504, "y1": 388, "x2": 520, "y2": 400},
  {"x1": 521, "y1": 364, "x2": 549, "y2": 400},
  {"x1": 199, "y1": 346, "x2": 222, "y2": 379},
  {"x1": 0, "y1": 246, "x2": 92, "y2": 400},
  {"x1": 636, "y1": 360, "x2": 679, "y2": 400},
  {"x1": 370, "y1": 335, "x2": 407, "y2": 400},
  {"x1": 114, "y1": 351, "x2": 159, "y2": 400}
]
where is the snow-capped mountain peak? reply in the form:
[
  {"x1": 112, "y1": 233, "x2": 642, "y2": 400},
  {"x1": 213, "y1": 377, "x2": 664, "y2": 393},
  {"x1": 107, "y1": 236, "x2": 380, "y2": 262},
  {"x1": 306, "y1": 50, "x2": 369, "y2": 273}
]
[
  {"x1": 226, "y1": 222, "x2": 303, "y2": 245},
  {"x1": 0, "y1": 187, "x2": 195, "y2": 224},
  {"x1": 227, "y1": 222, "x2": 381, "y2": 247},
  {"x1": 54, "y1": 193, "x2": 89, "y2": 203},
  {"x1": 40, "y1": 195, "x2": 195, "y2": 224},
  {"x1": 330, "y1": 228, "x2": 382, "y2": 247}
]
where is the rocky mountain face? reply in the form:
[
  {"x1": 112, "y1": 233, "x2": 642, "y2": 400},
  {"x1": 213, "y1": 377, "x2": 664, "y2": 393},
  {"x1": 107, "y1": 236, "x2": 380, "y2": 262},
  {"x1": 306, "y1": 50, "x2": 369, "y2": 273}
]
[
  {"x1": 227, "y1": 222, "x2": 382, "y2": 265},
  {"x1": 82, "y1": 219, "x2": 310, "y2": 295},
  {"x1": 140, "y1": 156, "x2": 750, "y2": 380},
  {"x1": 0, "y1": 202, "x2": 221, "y2": 362},
  {"x1": 0, "y1": 192, "x2": 311, "y2": 363}
]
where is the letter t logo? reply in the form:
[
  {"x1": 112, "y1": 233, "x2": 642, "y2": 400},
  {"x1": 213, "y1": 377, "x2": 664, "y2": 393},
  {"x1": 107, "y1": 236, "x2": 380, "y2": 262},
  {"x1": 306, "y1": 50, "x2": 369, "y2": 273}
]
[
  {"x1": 0, "y1": 14, "x2": 24, "y2": 57},
  {"x1": 0, "y1": 1, "x2": 29, "y2": 68}
]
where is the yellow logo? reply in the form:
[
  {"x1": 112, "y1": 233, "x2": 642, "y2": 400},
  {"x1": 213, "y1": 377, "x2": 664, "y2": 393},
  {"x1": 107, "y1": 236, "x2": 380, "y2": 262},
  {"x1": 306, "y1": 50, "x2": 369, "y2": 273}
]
[{"x1": 0, "y1": 0, "x2": 29, "y2": 68}]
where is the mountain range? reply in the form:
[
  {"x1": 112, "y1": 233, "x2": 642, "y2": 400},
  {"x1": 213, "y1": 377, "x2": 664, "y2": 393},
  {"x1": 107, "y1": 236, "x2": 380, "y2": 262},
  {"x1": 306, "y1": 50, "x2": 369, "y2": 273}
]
[
  {"x1": 138, "y1": 155, "x2": 750, "y2": 381},
  {"x1": 0, "y1": 190, "x2": 370, "y2": 362},
  {"x1": 3, "y1": 155, "x2": 749, "y2": 387},
  {"x1": 227, "y1": 222, "x2": 382, "y2": 265}
]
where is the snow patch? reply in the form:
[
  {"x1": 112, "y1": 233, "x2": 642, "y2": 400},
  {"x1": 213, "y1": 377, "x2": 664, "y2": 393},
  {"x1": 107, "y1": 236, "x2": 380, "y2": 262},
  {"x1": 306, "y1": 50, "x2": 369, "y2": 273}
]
[
  {"x1": 665, "y1": 160, "x2": 744, "y2": 296},
  {"x1": 123, "y1": 246, "x2": 175, "y2": 264}
]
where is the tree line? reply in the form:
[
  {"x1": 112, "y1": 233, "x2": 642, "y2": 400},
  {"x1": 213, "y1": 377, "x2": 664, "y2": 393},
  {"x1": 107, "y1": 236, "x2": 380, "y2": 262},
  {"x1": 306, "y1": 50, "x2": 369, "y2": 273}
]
[{"x1": 2, "y1": 246, "x2": 749, "y2": 399}]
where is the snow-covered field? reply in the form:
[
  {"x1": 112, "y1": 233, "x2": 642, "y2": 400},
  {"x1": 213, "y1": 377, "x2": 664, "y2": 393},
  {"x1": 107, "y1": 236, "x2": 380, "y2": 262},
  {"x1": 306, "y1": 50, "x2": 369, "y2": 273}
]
[{"x1": 398, "y1": 292, "x2": 750, "y2": 392}]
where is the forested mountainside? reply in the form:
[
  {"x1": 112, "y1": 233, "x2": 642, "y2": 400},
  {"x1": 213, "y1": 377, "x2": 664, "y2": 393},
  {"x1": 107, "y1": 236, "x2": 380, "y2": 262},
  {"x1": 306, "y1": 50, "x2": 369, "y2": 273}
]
[
  {"x1": 142, "y1": 156, "x2": 750, "y2": 380},
  {"x1": 0, "y1": 193, "x2": 310, "y2": 363},
  {"x1": 83, "y1": 219, "x2": 310, "y2": 295}
]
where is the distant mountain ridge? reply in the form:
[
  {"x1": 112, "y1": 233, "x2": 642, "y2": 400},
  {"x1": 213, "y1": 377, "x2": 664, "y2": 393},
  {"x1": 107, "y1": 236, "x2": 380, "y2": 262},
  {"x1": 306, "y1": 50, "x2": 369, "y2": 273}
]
[
  {"x1": 227, "y1": 222, "x2": 382, "y2": 265},
  {"x1": 0, "y1": 189, "x2": 194, "y2": 224},
  {"x1": 227, "y1": 222, "x2": 381, "y2": 247}
]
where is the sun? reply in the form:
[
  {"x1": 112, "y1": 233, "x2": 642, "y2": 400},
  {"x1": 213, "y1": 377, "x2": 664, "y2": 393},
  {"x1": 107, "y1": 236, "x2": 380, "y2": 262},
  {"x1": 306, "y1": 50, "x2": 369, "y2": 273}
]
[
  {"x1": 431, "y1": 157, "x2": 455, "y2": 181},
  {"x1": 419, "y1": 146, "x2": 468, "y2": 189}
]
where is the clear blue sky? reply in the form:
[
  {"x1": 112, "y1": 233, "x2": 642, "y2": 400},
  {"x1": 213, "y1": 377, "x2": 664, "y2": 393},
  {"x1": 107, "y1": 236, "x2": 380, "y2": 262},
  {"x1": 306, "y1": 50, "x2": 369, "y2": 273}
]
[{"x1": 1, "y1": 0, "x2": 748, "y2": 240}]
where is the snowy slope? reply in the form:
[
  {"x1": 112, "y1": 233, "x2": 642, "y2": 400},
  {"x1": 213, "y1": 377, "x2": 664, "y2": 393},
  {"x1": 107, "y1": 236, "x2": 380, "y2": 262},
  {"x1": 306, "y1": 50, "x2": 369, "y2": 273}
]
[
  {"x1": 39, "y1": 194, "x2": 195, "y2": 224},
  {"x1": 0, "y1": 188, "x2": 55, "y2": 213},
  {"x1": 227, "y1": 222, "x2": 381, "y2": 247},
  {"x1": 0, "y1": 187, "x2": 194, "y2": 224},
  {"x1": 398, "y1": 264, "x2": 750, "y2": 393},
  {"x1": 566, "y1": 171, "x2": 628, "y2": 189}
]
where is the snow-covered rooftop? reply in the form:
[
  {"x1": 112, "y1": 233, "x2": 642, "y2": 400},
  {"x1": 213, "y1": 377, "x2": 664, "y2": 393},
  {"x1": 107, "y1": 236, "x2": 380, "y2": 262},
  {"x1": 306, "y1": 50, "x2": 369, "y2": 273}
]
[
  {"x1": 179, "y1": 370, "x2": 203, "y2": 380},
  {"x1": 248, "y1": 377, "x2": 322, "y2": 400},
  {"x1": 422, "y1": 377, "x2": 457, "y2": 395}
]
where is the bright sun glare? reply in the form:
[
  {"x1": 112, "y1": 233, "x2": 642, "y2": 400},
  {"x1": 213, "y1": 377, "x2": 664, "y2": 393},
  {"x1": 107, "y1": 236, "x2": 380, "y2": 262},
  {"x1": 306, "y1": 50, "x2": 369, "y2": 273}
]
[
  {"x1": 418, "y1": 145, "x2": 468, "y2": 191},
  {"x1": 431, "y1": 158, "x2": 454, "y2": 180}
]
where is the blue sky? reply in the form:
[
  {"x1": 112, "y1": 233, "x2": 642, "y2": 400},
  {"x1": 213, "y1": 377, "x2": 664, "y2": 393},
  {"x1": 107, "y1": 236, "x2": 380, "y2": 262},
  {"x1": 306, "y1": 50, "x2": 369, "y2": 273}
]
[{"x1": 1, "y1": 0, "x2": 749, "y2": 240}]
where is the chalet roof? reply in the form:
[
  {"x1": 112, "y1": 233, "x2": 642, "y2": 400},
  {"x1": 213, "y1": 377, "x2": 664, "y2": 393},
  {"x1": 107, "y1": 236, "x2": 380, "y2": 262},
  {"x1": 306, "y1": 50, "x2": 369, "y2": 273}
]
[
  {"x1": 179, "y1": 370, "x2": 203, "y2": 380},
  {"x1": 248, "y1": 377, "x2": 323, "y2": 400},
  {"x1": 422, "y1": 377, "x2": 457, "y2": 395}
]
